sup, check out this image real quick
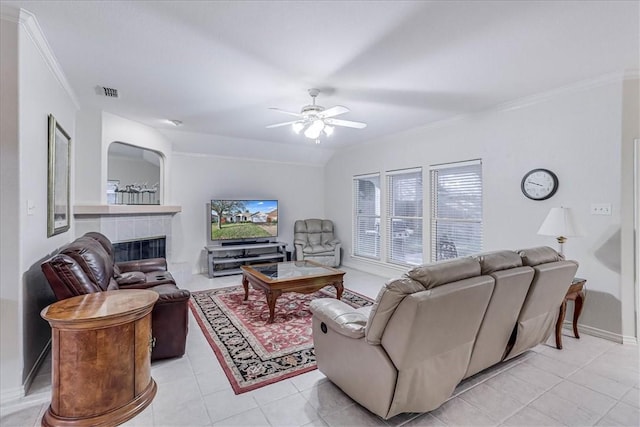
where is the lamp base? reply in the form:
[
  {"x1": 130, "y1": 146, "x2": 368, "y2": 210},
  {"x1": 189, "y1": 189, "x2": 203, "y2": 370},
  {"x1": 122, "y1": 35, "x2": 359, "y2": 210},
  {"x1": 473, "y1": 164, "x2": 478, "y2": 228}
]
[{"x1": 556, "y1": 236, "x2": 567, "y2": 256}]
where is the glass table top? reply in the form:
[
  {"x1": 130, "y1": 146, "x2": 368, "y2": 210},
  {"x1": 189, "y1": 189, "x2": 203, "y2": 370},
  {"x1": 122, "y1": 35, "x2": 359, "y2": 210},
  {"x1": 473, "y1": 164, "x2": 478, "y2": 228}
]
[{"x1": 243, "y1": 261, "x2": 341, "y2": 281}]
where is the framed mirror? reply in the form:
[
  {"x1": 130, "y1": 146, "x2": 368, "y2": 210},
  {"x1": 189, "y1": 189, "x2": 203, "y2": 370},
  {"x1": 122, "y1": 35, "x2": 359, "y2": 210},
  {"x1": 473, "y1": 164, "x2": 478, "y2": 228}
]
[{"x1": 48, "y1": 114, "x2": 71, "y2": 237}]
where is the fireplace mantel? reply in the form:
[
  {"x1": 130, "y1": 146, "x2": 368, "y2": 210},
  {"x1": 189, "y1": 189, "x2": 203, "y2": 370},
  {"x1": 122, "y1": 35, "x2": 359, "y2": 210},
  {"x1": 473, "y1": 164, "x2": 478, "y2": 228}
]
[{"x1": 74, "y1": 205, "x2": 181, "y2": 216}]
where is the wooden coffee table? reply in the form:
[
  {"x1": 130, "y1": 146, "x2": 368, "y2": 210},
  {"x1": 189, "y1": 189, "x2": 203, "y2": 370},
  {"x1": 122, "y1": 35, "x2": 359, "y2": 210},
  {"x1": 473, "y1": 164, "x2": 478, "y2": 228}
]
[{"x1": 241, "y1": 260, "x2": 345, "y2": 323}]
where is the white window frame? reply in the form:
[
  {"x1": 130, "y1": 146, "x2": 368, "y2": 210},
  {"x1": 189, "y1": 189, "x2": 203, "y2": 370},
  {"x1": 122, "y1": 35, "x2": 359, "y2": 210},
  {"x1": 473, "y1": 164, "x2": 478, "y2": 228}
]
[
  {"x1": 386, "y1": 167, "x2": 423, "y2": 266},
  {"x1": 430, "y1": 160, "x2": 483, "y2": 262},
  {"x1": 353, "y1": 173, "x2": 381, "y2": 260}
]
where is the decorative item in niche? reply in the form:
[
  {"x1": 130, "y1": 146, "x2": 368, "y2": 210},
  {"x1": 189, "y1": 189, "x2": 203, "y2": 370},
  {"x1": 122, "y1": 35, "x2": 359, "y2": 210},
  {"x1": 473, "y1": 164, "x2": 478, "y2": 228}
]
[
  {"x1": 107, "y1": 180, "x2": 119, "y2": 204},
  {"x1": 47, "y1": 114, "x2": 71, "y2": 237},
  {"x1": 110, "y1": 182, "x2": 159, "y2": 205}
]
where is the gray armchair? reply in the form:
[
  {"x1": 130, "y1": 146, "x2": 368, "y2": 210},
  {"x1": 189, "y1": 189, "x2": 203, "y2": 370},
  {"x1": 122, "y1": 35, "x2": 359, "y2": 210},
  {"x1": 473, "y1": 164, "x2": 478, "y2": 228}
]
[{"x1": 294, "y1": 219, "x2": 341, "y2": 267}]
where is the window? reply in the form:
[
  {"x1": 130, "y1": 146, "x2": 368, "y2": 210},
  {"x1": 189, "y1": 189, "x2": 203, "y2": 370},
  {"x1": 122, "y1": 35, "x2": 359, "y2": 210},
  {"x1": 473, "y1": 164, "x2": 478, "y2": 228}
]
[
  {"x1": 387, "y1": 168, "x2": 423, "y2": 266},
  {"x1": 353, "y1": 174, "x2": 381, "y2": 259},
  {"x1": 430, "y1": 160, "x2": 482, "y2": 262}
]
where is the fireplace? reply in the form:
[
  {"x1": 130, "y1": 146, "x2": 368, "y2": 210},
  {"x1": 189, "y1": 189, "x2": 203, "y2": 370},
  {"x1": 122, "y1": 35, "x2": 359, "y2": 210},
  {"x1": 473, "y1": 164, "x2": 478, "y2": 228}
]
[{"x1": 113, "y1": 236, "x2": 166, "y2": 262}]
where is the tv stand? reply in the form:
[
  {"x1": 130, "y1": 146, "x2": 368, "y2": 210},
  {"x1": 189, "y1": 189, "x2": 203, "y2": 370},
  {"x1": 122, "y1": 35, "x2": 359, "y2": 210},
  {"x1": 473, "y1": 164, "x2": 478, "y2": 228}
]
[{"x1": 205, "y1": 242, "x2": 287, "y2": 277}]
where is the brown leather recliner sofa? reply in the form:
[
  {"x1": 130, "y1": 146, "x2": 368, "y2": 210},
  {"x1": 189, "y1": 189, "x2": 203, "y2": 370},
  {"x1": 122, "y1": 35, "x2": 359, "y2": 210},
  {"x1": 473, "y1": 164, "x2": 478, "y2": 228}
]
[
  {"x1": 310, "y1": 246, "x2": 578, "y2": 419},
  {"x1": 41, "y1": 232, "x2": 190, "y2": 361}
]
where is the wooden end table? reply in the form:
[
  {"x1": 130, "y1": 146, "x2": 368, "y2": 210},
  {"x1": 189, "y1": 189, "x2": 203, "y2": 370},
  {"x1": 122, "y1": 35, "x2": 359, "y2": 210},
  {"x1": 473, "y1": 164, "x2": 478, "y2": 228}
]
[
  {"x1": 555, "y1": 278, "x2": 586, "y2": 349},
  {"x1": 241, "y1": 260, "x2": 345, "y2": 323},
  {"x1": 41, "y1": 290, "x2": 158, "y2": 427}
]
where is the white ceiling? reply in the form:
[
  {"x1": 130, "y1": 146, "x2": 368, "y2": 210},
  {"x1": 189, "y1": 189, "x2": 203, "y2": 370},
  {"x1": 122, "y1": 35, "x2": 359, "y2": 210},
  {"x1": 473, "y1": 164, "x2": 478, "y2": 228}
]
[{"x1": 4, "y1": 1, "x2": 639, "y2": 152}]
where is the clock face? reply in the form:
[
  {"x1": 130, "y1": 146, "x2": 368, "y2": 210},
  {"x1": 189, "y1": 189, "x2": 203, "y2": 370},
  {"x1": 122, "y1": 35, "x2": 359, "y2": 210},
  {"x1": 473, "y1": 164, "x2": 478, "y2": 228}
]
[{"x1": 521, "y1": 169, "x2": 558, "y2": 200}]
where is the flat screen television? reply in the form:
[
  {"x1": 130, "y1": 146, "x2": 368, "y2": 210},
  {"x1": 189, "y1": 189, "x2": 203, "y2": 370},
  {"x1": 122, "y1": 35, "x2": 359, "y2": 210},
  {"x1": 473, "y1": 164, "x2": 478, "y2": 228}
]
[{"x1": 210, "y1": 199, "x2": 278, "y2": 242}]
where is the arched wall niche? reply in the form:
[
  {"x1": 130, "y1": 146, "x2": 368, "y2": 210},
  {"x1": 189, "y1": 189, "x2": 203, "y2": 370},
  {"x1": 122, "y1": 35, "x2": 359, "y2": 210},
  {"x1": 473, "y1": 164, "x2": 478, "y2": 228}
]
[{"x1": 107, "y1": 141, "x2": 165, "y2": 205}]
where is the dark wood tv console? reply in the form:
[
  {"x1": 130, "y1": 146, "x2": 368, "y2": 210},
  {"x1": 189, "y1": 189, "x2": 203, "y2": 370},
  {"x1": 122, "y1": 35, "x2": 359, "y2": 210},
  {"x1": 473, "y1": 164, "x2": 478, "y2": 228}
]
[{"x1": 205, "y1": 241, "x2": 287, "y2": 277}]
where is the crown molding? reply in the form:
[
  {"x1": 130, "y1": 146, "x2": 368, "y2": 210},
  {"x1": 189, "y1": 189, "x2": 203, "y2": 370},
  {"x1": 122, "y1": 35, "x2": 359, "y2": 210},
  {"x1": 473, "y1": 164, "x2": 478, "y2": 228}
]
[
  {"x1": 497, "y1": 71, "x2": 633, "y2": 113},
  {"x1": 3, "y1": 8, "x2": 80, "y2": 110},
  {"x1": 0, "y1": 4, "x2": 20, "y2": 22}
]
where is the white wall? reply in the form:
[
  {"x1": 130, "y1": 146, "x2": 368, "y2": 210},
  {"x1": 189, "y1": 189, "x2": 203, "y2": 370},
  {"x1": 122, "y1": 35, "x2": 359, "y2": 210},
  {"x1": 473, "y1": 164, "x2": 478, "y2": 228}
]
[
  {"x1": 620, "y1": 78, "x2": 639, "y2": 342},
  {"x1": 169, "y1": 152, "x2": 325, "y2": 273},
  {"x1": 0, "y1": 11, "x2": 22, "y2": 403},
  {"x1": 108, "y1": 155, "x2": 161, "y2": 190},
  {"x1": 1, "y1": 9, "x2": 78, "y2": 402},
  {"x1": 325, "y1": 78, "x2": 625, "y2": 338}
]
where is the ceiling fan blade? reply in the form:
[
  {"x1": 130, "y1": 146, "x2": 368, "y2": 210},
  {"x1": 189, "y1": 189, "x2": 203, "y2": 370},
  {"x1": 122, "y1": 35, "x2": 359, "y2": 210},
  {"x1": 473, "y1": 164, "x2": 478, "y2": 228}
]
[
  {"x1": 324, "y1": 118, "x2": 367, "y2": 129},
  {"x1": 318, "y1": 105, "x2": 349, "y2": 118},
  {"x1": 268, "y1": 107, "x2": 302, "y2": 118},
  {"x1": 265, "y1": 120, "x2": 300, "y2": 129}
]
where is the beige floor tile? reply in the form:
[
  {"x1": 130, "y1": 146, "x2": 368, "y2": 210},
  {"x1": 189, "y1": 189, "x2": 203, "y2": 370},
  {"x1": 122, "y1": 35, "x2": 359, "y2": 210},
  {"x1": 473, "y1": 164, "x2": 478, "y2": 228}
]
[
  {"x1": 621, "y1": 387, "x2": 639, "y2": 409},
  {"x1": 120, "y1": 403, "x2": 154, "y2": 427},
  {"x1": 0, "y1": 402, "x2": 45, "y2": 427},
  {"x1": 430, "y1": 397, "x2": 496, "y2": 426},
  {"x1": 501, "y1": 406, "x2": 565, "y2": 426},
  {"x1": 260, "y1": 393, "x2": 321, "y2": 426},
  {"x1": 300, "y1": 380, "x2": 356, "y2": 416},
  {"x1": 567, "y1": 368, "x2": 633, "y2": 400},
  {"x1": 507, "y1": 363, "x2": 563, "y2": 391},
  {"x1": 154, "y1": 375, "x2": 205, "y2": 407},
  {"x1": 484, "y1": 371, "x2": 545, "y2": 405},
  {"x1": 322, "y1": 403, "x2": 388, "y2": 427},
  {"x1": 202, "y1": 388, "x2": 258, "y2": 423},
  {"x1": 401, "y1": 413, "x2": 447, "y2": 427},
  {"x1": 524, "y1": 352, "x2": 581, "y2": 378},
  {"x1": 249, "y1": 379, "x2": 299, "y2": 406},
  {"x1": 153, "y1": 395, "x2": 211, "y2": 426},
  {"x1": 459, "y1": 382, "x2": 524, "y2": 422},
  {"x1": 529, "y1": 391, "x2": 601, "y2": 426},
  {"x1": 212, "y1": 407, "x2": 270, "y2": 426},
  {"x1": 151, "y1": 356, "x2": 196, "y2": 384},
  {"x1": 583, "y1": 360, "x2": 639, "y2": 388},
  {"x1": 291, "y1": 369, "x2": 328, "y2": 392},
  {"x1": 194, "y1": 366, "x2": 233, "y2": 396},
  {"x1": 596, "y1": 402, "x2": 640, "y2": 426},
  {"x1": 302, "y1": 418, "x2": 330, "y2": 427},
  {"x1": 549, "y1": 380, "x2": 617, "y2": 416}
]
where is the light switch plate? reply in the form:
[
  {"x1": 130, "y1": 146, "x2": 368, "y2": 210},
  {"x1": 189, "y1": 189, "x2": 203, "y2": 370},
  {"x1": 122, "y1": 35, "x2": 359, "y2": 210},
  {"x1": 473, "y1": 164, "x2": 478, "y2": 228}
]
[
  {"x1": 590, "y1": 203, "x2": 612, "y2": 215},
  {"x1": 27, "y1": 199, "x2": 35, "y2": 215}
]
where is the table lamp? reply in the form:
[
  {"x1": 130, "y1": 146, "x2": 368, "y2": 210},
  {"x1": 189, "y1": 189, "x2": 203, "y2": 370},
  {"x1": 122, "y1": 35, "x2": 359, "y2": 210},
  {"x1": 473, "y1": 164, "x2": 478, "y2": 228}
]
[{"x1": 537, "y1": 207, "x2": 581, "y2": 255}]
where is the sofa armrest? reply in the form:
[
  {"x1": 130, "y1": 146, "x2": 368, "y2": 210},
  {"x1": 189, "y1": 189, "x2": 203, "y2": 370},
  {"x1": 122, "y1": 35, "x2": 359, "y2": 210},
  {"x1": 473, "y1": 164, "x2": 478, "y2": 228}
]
[
  {"x1": 117, "y1": 258, "x2": 167, "y2": 273},
  {"x1": 310, "y1": 299, "x2": 367, "y2": 339}
]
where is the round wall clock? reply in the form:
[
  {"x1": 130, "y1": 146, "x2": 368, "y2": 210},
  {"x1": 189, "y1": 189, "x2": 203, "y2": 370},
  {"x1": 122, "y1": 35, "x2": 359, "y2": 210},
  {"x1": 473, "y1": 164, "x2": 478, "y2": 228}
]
[{"x1": 521, "y1": 168, "x2": 559, "y2": 200}]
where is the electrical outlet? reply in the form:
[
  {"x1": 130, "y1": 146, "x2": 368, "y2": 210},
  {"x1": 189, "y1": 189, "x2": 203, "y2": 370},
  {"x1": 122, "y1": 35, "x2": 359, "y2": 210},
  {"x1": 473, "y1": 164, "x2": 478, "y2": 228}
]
[{"x1": 590, "y1": 203, "x2": 612, "y2": 215}]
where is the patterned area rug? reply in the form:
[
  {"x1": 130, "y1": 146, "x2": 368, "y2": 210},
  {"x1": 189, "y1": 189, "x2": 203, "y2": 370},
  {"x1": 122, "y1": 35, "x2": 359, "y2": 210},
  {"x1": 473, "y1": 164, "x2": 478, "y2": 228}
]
[{"x1": 189, "y1": 285, "x2": 374, "y2": 394}]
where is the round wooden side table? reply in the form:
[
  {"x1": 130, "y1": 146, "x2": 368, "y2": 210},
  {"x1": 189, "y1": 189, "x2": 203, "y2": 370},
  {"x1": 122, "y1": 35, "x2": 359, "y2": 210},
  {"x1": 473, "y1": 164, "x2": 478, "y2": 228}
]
[{"x1": 41, "y1": 290, "x2": 159, "y2": 427}]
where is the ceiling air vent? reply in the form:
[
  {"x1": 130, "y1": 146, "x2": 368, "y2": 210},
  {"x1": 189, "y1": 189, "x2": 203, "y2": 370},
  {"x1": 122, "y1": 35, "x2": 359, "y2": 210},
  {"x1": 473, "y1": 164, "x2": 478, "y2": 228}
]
[{"x1": 96, "y1": 86, "x2": 119, "y2": 98}]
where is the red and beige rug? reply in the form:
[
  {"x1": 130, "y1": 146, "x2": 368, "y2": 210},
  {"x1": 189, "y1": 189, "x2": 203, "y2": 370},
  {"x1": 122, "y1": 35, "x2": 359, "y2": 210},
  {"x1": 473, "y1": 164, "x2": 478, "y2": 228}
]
[{"x1": 189, "y1": 285, "x2": 373, "y2": 394}]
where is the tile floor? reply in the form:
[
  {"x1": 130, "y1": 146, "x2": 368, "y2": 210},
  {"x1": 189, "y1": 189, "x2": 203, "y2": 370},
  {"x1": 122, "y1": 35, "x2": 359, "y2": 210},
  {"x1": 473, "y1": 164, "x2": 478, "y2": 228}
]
[{"x1": 1, "y1": 266, "x2": 638, "y2": 427}]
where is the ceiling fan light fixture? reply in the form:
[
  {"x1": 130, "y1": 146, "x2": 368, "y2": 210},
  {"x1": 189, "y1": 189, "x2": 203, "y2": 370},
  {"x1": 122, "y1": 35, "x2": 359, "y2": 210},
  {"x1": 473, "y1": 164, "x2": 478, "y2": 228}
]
[
  {"x1": 304, "y1": 119, "x2": 325, "y2": 139},
  {"x1": 323, "y1": 125, "x2": 334, "y2": 137},
  {"x1": 292, "y1": 122, "x2": 305, "y2": 134}
]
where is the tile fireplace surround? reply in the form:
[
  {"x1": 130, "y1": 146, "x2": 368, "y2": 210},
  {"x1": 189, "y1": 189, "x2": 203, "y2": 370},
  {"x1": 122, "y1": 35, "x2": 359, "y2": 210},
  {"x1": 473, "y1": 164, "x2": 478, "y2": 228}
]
[{"x1": 75, "y1": 213, "x2": 174, "y2": 258}]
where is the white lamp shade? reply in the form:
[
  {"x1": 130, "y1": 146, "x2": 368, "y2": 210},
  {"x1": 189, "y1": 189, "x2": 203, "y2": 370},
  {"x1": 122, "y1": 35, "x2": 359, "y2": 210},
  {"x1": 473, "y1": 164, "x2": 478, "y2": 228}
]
[{"x1": 537, "y1": 207, "x2": 581, "y2": 237}]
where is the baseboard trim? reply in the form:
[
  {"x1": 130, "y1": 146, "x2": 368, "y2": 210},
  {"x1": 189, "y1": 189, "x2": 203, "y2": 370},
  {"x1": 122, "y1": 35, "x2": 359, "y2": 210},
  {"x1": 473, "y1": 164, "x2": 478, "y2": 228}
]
[
  {"x1": 622, "y1": 335, "x2": 638, "y2": 345},
  {"x1": 0, "y1": 386, "x2": 25, "y2": 406},
  {"x1": 23, "y1": 339, "x2": 51, "y2": 395},
  {"x1": 563, "y1": 321, "x2": 623, "y2": 343},
  {"x1": 1, "y1": 340, "x2": 52, "y2": 409}
]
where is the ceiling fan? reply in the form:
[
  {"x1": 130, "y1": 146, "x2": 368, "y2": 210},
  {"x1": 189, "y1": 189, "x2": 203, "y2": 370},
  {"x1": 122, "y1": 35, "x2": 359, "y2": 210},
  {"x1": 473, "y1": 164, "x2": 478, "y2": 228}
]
[{"x1": 266, "y1": 88, "x2": 367, "y2": 144}]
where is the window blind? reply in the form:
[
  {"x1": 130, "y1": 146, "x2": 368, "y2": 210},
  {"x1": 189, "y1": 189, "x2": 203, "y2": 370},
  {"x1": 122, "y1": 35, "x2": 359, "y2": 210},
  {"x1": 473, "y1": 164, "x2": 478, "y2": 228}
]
[
  {"x1": 430, "y1": 160, "x2": 483, "y2": 262},
  {"x1": 353, "y1": 174, "x2": 381, "y2": 259},
  {"x1": 386, "y1": 168, "x2": 423, "y2": 266}
]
